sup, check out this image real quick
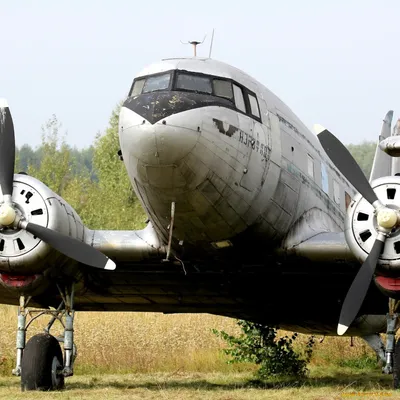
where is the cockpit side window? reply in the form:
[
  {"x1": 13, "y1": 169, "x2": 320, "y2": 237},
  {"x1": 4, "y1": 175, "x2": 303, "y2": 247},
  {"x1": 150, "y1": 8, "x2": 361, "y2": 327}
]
[
  {"x1": 232, "y1": 84, "x2": 246, "y2": 113},
  {"x1": 248, "y1": 93, "x2": 261, "y2": 118},
  {"x1": 142, "y1": 73, "x2": 171, "y2": 93},
  {"x1": 131, "y1": 79, "x2": 145, "y2": 96},
  {"x1": 176, "y1": 73, "x2": 212, "y2": 94}
]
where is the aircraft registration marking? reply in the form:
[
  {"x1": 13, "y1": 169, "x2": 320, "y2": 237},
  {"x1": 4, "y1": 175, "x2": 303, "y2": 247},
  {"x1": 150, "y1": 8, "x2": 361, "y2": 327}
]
[{"x1": 212, "y1": 118, "x2": 268, "y2": 160}]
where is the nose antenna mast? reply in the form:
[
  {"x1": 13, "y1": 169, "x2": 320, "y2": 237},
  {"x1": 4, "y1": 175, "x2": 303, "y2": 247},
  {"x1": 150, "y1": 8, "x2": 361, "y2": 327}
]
[
  {"x1": 181, "y1": 35, "x2": 206, "y2": 57},
  {"x1": 208, "y1": 29, "x2": 215, "y2": 58}
]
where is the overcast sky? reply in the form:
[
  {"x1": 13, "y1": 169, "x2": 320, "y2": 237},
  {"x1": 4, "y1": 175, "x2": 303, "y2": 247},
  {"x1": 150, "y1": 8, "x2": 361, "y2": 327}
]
[{"x1": 1, "y1": 0, "x2": 399, "y2": 149}]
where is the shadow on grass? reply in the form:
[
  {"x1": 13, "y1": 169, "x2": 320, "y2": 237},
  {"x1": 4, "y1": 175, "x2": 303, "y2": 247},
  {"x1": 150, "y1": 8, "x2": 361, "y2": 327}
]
[{"x1": 65, "y1": 370, "x2": 395, "y2": 392}]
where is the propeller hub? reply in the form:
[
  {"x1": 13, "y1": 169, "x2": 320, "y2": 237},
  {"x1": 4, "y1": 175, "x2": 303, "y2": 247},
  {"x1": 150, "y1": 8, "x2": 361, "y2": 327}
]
[
  {"x1": 377, "y1": 208, "x2": 398, "y2": 229},
  {"x1": 0, "y1": 204, "x2": 16, "y2": 226}
]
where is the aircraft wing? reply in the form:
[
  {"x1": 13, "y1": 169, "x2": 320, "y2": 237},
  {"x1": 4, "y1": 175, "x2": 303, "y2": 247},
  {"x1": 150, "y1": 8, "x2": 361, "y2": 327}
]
[
  {"x1": 279, "y1": 207, "x2": 358, "y2": 265},
  {"x1": 282, "y1": 231, "x2": 357, "y2": 264},
  {"x1": 85, "y1": 222, "x2": 166, "y2": 263}
]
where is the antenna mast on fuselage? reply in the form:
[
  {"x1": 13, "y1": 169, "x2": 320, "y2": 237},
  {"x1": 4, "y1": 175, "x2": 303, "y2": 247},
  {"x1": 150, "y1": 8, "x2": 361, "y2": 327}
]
[{"x1": 180, "y1": 35, "x2": 206, "y2": 57}]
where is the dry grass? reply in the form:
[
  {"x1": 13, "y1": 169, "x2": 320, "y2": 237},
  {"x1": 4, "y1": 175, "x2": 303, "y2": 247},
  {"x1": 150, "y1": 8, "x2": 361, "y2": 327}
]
[
  {"x1": 0, "y1": 305, "x2": 378, "y2": 377},
  {"x1": 0, "y1": 305, "x2": 249, "y2": 375}
]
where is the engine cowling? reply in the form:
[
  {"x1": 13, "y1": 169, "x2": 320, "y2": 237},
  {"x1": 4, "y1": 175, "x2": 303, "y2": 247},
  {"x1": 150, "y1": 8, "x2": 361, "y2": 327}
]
[
  {"x1": 0, "y1": 174, "x2": 85, "y2": 275},
  {"x1": 345, "y1": 176, "x2": 400, "y2": 274}
]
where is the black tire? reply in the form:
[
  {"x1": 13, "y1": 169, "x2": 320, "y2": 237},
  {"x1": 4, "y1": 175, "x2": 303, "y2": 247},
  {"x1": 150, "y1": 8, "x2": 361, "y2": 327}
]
[
  {"x1": 21, "y1": 333, "x2": 65, "y2": 391},
  {"x1": 393, "y1": 339, "x2": 400, "y2": 389}
]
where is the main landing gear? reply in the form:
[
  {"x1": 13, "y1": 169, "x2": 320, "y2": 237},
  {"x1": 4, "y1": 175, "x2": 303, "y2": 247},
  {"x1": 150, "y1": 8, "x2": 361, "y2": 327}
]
[
  {"x1": 363, "y1": 299, "x2": 400, "y2": 389},
  {"x1": 12, "y1": 284, "x2": 77, "y2": 391}
]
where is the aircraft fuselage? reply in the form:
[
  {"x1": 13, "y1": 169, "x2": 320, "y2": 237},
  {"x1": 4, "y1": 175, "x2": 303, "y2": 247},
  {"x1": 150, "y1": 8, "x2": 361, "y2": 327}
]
[{"x1": 119, "y1": 58, "x2": 356, "y2": 253}]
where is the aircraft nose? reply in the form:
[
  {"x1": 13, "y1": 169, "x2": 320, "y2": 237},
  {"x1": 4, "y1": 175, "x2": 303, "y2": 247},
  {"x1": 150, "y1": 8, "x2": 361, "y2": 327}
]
[{"x1": 119, "y1": 106, "x2": 200, "y2": 166}]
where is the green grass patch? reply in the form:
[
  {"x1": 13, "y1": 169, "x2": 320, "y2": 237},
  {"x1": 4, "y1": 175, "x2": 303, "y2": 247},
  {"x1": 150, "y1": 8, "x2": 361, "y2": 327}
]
[{"x1": 337, "y1": 354, "x2": 379, "y2": 370}]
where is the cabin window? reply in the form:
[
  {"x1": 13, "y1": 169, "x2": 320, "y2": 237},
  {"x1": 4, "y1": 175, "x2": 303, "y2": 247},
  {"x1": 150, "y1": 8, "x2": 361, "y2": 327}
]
[
  {"x1": 131, "y1": 79, "x2": 145, "y2": 96},
  {"x1": 307, "y1": 154, "x2": 314, "y2": 178},
  {"x1": 333, "y1": 180, "x2": 340, "y2": 204},
  {"x1": 213, "y1": 79, "x2": 233, "y2": 100},
  {"x1": 233, "y1": 84, "x2": 246, "y2": 112},
  {"x1": 321, "y1": 162, "x2": 329, "y2": 194},
  {"x1": 248, "y1": 94, "x2": 260, "y2": 118},
  {"x1": 142, "y1": 73, "x2": 171, "y2": 93},
  {"x1": 175, "y1": 73, "x2": 212, "y2": 94}
]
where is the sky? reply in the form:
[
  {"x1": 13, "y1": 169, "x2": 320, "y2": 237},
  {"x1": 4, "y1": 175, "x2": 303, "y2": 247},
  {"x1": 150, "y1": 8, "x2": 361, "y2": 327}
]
[{"x1": 1, "y1": 0, "x2": 400, "y2": 149}]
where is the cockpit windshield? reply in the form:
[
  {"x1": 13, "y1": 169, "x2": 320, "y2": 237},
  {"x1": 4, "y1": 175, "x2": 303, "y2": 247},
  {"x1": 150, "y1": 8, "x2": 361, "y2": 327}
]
[
  {"x1": 131, "y1": 73, "x2": 171, "y2": 96},
  {"x1": 175, "y1": 73, "x2": 212, "y2": 94},
  {"x1": 143, "y1": 73, "x2": 171, "y2": 93},
  {"x1": 130, "y1": 71, "x2": 235, "y2": 102}
]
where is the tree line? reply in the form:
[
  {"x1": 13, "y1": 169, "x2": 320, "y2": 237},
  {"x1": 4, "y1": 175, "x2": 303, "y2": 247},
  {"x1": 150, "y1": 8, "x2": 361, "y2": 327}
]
[{"x1": 16, "y1": 107, "x2": 146, "y2": 231}]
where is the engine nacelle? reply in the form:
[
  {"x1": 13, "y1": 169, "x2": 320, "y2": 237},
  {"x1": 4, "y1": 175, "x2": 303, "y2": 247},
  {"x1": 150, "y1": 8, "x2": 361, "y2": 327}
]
[
  {"x1": 345, "y1": 176, "x2": 400, "y2": 273},
  {"x1": 0, "y1": 174, "x2": 85, "y2": 275}
]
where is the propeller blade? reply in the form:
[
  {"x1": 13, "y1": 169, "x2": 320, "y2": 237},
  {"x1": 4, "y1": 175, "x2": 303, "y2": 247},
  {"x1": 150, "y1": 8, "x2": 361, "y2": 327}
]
[
  {"x1": 337, "y1": 237, "x2": 385, "y2": 335},
  {"x1": 23, "y1": 222, "x2": 116, "y2": 270},
  {"x1": 0, "y1": 99, "x2": 15, "y2": 199},
  {"x1": 317, "y1": 128, "x2": 379, "y2": 206}
]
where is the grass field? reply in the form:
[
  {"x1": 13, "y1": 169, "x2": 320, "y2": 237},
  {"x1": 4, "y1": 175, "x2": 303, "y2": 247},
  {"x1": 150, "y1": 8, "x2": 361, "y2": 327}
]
[
  {"x1": 0, "y1": 304, "x2": 394, "y2": 398},
  {"x1": 0, "y1": 369, "x2": 396, "y2": 399}
]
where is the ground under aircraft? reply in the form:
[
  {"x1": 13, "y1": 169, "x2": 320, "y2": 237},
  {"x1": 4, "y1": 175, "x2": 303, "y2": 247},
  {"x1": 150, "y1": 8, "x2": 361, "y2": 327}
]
[{"x1": 1, "y1": 54, "x2": 400, "y2": 391}]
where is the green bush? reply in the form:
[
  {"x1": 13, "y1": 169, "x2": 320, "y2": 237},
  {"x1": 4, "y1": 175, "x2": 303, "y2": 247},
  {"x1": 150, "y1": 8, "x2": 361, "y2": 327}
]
[{"x1": 213, "y1": 320, "x2": 315, "y2": 380}]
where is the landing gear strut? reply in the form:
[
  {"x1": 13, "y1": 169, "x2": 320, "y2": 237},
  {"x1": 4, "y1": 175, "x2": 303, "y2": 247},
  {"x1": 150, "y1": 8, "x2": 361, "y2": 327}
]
[
  {"x1": 383, "y1": 312, "x2": 398, "y2": 375},
  {"x1": 12, "y1": 285, "x2": 77, "y2": 391},
  {"x1": 386, "y1": 299, "x2": 400, "y2": 389},
  {"x1": 365, "y1": 299, "x2": 400, "y2": 389},
  {"x1": 362, "y1": 299, "x2": 400, "y2": 389}
]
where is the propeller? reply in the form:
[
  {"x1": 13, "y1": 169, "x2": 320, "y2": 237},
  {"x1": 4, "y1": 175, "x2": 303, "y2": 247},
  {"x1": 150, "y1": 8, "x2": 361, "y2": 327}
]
[
  {"x1": 316, "y1": 126, "x2": 396, "y2": 335},
  {"x1": 0, "y1": 99, "x2": 15, "y2": 202},
  {"x1": 0, "y1": 99, "x2": 116, "y2": 271}
]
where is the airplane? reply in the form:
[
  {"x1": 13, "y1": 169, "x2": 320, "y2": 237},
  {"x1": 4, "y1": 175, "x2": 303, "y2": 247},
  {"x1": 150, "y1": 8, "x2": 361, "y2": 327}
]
[{"x1": 0, "y1": 52, "x2": 400, "y2": 392}]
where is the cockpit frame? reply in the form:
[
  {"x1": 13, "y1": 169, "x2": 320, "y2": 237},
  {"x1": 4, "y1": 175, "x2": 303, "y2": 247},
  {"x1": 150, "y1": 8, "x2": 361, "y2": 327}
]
[{"x1": 129, "y1": 69, "x2": 262, "y2": 123}]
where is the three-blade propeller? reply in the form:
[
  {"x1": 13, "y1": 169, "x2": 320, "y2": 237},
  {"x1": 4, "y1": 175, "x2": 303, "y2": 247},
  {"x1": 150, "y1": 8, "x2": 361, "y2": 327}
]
[
  {"x1": 0, "y1": 99, "x2": 115, "y2": 271},
  {"x1": 317, "y1": 127, "x2": 392, "y2": 335}
]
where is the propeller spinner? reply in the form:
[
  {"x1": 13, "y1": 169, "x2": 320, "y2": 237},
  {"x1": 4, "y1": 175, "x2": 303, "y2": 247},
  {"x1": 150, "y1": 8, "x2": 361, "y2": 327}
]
[
  {"x1": 0, "y1": 99, "x2": 116, "y2": 271},
  {"x1": 316, "y1": 127, "x2": 398, "y2": 335}
]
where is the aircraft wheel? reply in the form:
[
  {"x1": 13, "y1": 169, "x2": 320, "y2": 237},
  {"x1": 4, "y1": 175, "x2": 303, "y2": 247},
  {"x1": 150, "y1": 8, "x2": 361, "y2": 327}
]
[
  {"x1": 393, "y1": 339, "x2": 400, "y2": 389},
  {"x1": 21, "y1": 333, "x2": 65, "y2": 391}
]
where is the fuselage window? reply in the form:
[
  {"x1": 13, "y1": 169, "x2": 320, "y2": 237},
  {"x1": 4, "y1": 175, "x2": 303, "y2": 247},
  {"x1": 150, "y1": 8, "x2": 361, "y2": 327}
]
[
  {"x1": 321, "y1": 162, "x2": 329, "y2": 194},
  {"x1": 213, "y1": 79, "x2": 233, "y2": 100},
  {"x1": 142, "y1": 73, "x2": 171, "y2": 93},
  {"x1": 233, "y1": 84, "x2": 246, "y2": 113},
  {"x1": 307, "y1": 154, "x2": 314, "y2": 178},
  {"x1": 131, "y1": 79, "x2": 145, "y2": 96},
  {"x1": 248, "y1": 94, "x2": 261, "y2": 118},
  {"x1": 176, "y1": 73, "x2": 212, "y2": 94},
  {"x1": 333, "y1": 180, "x2": 340, "y2": 204}
]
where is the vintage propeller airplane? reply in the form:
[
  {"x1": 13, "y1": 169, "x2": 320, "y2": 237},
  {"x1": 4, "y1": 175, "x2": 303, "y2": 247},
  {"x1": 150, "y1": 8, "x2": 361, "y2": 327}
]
[{"x1": 1, "y1": 53, "x2": 400, "y2": 391}]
